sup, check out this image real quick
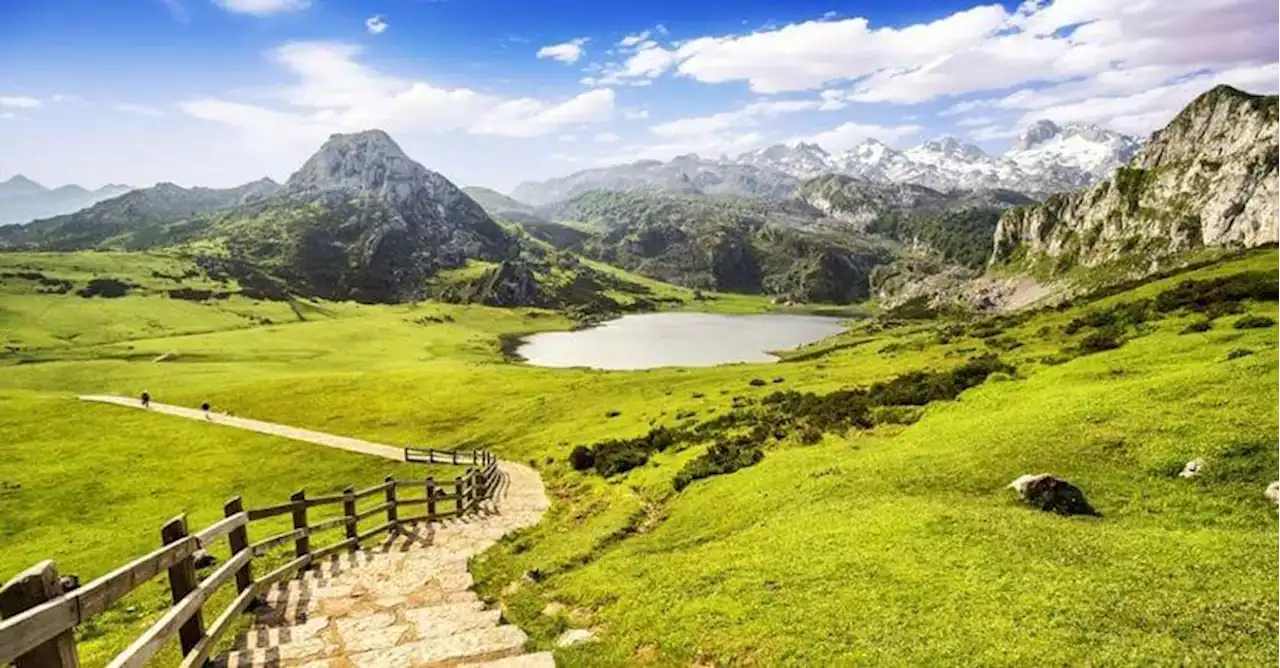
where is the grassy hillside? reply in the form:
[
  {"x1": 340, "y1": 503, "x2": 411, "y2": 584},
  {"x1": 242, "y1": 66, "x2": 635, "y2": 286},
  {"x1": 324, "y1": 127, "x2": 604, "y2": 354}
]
[{"x1": 0, "y1": 248, "x2": 1275, "y2": 665}]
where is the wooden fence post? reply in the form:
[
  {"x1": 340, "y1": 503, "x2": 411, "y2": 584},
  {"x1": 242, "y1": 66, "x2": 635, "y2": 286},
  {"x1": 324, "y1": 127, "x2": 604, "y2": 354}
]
[
  {"x1": 425, "y1": 477, "x2": 437, "y2": 520},
  {"x1": 343, "y1": 487, "x2": 358, "y2": 550},
  {"x1": 471, "y1": 449, "x2": 478, "y2": 466},
  {"x1": 384, "y1": 476, "x2": 398, "y2": 530},
  {"x1": 224, "y1": 497, "x2": 252, "y2": 594},
  {"x1": 0, "y1": 560, "x2": 79, "y2": 668},
  {"x1": 454, "y1": 476, "x2": 464, "y2": 515},
  {"x1": 290, "y1": 490, "x2": 309, "y2": 559},
  {"x1": 451, "y1": 450, "x2": 458, "y2": 465},
  {"x1": 160, "y1": 515, "x2": 205, "y2": 657}
]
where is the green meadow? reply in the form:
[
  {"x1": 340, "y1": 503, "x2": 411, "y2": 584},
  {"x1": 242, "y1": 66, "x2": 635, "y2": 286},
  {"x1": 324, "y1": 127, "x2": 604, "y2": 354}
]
[{"x1": 0, "y1": 248, "x2": 1276, "y2": 666}]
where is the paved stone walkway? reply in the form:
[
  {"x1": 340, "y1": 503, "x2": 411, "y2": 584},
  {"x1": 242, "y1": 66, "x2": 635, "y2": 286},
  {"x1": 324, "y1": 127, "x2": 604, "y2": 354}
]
[
  {"x1": 219, "y1": 462, "x2": 551, "y2": 667},
  {"x1": 80, "y1": 395, "x2": 553, "y2": 667}
]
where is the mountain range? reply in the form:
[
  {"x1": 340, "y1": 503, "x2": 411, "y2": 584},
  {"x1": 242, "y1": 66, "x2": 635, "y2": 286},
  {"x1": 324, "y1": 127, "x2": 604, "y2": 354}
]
[
  {"x1": 512, "y1": 120, "x2": 1142, "y2": 205},
  {"x1": 0, "y1": 176, "x2": 134, "y2": 226}
]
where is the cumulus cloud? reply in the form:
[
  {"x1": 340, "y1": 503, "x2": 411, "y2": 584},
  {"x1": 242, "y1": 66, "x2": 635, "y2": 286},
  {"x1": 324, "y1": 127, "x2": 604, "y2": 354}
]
[
  {"x1": 213, "y1": 0, "x2": 310, "y2": 16},
  {"x1": 115, "y1": 103, "x2": 165, "y2": 117},
  {"x1": 537, "y1": 38, "x2": 589, "y2": 64},
  {"x1": 365, "y1": 15, "x2": 387, "y2": 35},
  {"x1": 618, "y1": 31, "x2": 650, "y2": 48},
  {"x1": 0, "y1": 96, "x2": 42, "y2": 109},
  {"x1": 181, "y1": 41, "x2": 615, "y2": 149},
  {"x1": 581, "y1": 0, "x2": 1277, "y2": 125},
  {"x1": 623, "y1": 108, "x2": 650, "y2": 120},
  {"x1": 593, "y1": 132, "x2": 620, "y2": 143}
]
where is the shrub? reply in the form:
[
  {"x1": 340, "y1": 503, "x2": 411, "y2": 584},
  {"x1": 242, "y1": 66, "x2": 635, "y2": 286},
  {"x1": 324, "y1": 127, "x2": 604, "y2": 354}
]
[
  {"x1": 1179, "y1": 319, "x2": 1213, "y2": 334},
  {"x1": 1232, "y1": 314, "x2": 1276, "y2": 329},
  {"x1": 1205, "y1": 301, "x2": 1246, "y2": 319},
  {"x1": 605, "y1": 410, "x2": 622, "y2": 418},
  {"x1": 987, "y1": 371, "x2": 1014, "y2": 383},
  {"x1": 1077, "y1": 328, "x2": 1124, "y2": 354},
  {"x1": 870, "y1": 405, "x2": 925, "y2": 425},
  {"x1": 1154, "y1": 271, "x2": 1278, "y2": 313},
  {"x1": 1226, "y1": 348, "x2": 1254, "y2": 360},
  {"x1": 748, "y1": 378, "x2": 767, "y2": 387},
  {"x1": 866, "y1": 354, "x2": 1012, "y2": 406},
  {"x1": 569, "y1": 446, "x2": 595, "y2": 471},
  {"x1": 673, "y1": 439, "x2": 765, "y2": 491}
]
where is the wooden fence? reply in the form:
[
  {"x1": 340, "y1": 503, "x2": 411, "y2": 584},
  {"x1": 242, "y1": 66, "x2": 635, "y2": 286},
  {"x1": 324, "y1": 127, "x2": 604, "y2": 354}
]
[{"x1": 0, "y1": 449, "x2": 500, "y2": 668}]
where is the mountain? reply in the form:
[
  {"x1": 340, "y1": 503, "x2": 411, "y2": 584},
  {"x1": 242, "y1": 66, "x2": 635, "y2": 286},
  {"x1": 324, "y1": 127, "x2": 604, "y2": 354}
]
[
  {"x1": 0, "y1": 179, "x2": 279, "y2": 249},
  {"x1": 462, "y1": 186, "x2": 536, "y2": 216},
  {"x1": 0, "y1": 175, "x2": 49, "y2": 199},
  {"x1": 0, "y1": 176, "x2": 134, "y2": 225},
  {"x1": 514, "y1": 124, "x2": 1140, "y2": 206},
  {"x1": 990, "y1": 85, "x2": 1278, "y2": 273},
  {"x1": 797, "y1": 174, "x2": 1034, "y2": 269},
  {"x1": 510, "y1": 155, "x2": 801, "y2": 205},
  {"x1": 0, "y1": 131, "x2": 516, "y2": 303},
  {"x1": 1004, "y1": 120, "x2": 1141, "y2": 181}
]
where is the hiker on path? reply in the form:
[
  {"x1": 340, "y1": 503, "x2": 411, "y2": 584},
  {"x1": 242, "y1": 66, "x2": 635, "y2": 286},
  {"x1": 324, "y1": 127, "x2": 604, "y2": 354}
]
[
  {"x1": 201, "y1": 402, "x2": 211, "y2": 420},
  {"x1": 140, "y1": 391, "x2": 151, "y2": 408}
]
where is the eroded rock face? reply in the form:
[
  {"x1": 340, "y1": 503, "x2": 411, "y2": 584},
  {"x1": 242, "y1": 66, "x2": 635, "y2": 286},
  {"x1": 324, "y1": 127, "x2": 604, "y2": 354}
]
[
  {"x1": 991, "y1": 86, "x2": 1279, "y2": 273},
  {"x1": 1009, "y1": 474, "x2": 1100, "y2": 516}
]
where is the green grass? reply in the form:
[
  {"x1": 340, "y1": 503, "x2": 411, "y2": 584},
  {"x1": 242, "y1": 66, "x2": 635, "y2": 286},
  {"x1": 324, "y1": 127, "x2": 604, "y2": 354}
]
[{"x1": 0, "y1": 248, "x2": 1276, "y2": 666}]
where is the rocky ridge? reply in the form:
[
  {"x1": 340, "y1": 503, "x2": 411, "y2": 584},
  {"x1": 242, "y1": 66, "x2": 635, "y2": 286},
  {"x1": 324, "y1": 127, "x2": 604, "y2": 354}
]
[{"x1": 990, "y1": 85, "x2": 1279, "y2": 274}]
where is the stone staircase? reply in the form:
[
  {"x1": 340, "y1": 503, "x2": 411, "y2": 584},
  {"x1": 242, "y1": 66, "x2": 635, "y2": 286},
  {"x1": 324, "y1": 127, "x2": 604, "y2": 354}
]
[{"x1": 215, "y1": 463, "x2": 552, "y2": 668}]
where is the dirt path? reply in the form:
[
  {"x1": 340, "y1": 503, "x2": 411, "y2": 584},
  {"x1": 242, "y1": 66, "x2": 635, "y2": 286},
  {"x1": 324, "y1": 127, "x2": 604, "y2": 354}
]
[
  {"x1": 79, "y1": 394, "x2": 555, "y2": 666},
  {"x1": 78, "y1": 395, "x2": 407, "y2": 461}
]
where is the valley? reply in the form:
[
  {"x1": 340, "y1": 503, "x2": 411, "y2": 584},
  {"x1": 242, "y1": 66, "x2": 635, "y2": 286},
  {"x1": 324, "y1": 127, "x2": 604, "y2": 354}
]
[{"x1": 0, "y1": 82, "x2": 1277, "y2": 667}]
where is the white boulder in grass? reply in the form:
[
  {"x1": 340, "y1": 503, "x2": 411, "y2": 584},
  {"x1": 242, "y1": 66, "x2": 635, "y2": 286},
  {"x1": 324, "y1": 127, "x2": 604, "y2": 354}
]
[
  {"x1": 1265, "y1": 481, "x2": 1280, "y2": 504},
  {"x1": 1179, "y1": 459, "x2": 1204, "y2": 478},
  {"x1": 1008, "y1": 473, "x2": 1100, "y2": 516}
]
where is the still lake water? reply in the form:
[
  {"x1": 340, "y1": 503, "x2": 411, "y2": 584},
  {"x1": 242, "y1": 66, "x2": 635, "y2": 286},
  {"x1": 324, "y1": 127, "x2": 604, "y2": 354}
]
[{"x1": 515, "y1": 312, "x2": 847, "y2": 370}]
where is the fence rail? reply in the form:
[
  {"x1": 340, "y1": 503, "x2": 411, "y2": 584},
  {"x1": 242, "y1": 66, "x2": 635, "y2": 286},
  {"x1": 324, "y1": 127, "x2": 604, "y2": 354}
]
[{"x1": 0, "y1": 448, "x2": 501, "y2": 668}]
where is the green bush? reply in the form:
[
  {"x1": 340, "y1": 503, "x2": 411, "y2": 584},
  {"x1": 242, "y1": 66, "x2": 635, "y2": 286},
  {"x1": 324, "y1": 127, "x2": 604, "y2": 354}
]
[
  {"x1": 1226, "y1": 348, "x2": 1255, "y2": 360},
  {"x1": 673, "y1": 439, "x2": 765, "y2": 491},
  {"x1": 569, "y1": 446, "x2": 595, "y2": 471},
  {"x1": 1076, "y1": 328, "x2": 1124, "y2": 354},
  {"x1": 1233, "y1": 314, "x2": 1275, "y2": 329},
  {"x1": 1180, "y1": 319, "x2": 1213, "y2": 334},
  {"x1": 1154, "y1": 272, "x2": 1278, "y2": 313}
]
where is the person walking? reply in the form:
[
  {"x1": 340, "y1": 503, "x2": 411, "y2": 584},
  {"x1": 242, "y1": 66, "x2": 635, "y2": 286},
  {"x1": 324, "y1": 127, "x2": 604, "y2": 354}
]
[
  {"x1": 140, "y1": 391, "x2": 151, "y2": 408},
  {"x1": 201, "y1": 402, "x2": 211, "y2": 420}
]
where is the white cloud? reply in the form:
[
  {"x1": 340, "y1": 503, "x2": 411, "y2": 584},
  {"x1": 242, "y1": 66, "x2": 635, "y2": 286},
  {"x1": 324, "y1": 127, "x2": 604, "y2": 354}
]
[
  {"x1": 968, "y1": 124, "x2": 1020, "y2": 141},
  {"x1": 0, "y1": 96, "x2": 42, "y2": 109},
  {"x1": 49, "y1": 94, "x2": 81, "y2": 103},
  {"x1": 558, "y1": 134, "x2": 577, "y2": 142},
  {"x1": 115, "y1": 103, "x2": 165, "y2": 117},
  {"x1": 214, "y1": 0, "x2": 310, "y2": 16},
  {"x1": 791, "y1": 121, "x2": 923, "y2": 152},
  {"x1": 584, "y1": 41, "x2": 683, "y2": 86},
  {"x1": 365, "y1": 15, "x2": 388, "y2": 35},
  {"x1": 537, "y1": 38, "x2": 589, "y2": 64},
  {"x1": 618, "y1": 31, "x2": 650, "y2": 48},
  {"x1": 181, "y1": 41, "x2": 616, "y2": 149},
  {"x1": 593, "y1": 132, "x2": 620, "y2": 143},
  {"x1": 956, "y1": 115, "x2": 997, "y2": 127},
  {"x1": 623, "y1": 108, "x2": 650, "y2": 120}
]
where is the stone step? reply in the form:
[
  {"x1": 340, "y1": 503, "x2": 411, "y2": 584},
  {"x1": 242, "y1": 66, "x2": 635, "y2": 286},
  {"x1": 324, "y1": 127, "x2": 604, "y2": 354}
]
[
  {"x1": 408, "y1": 606, "x2": 503, "y2": 639},
  {"x1": 345, "y1": 625, "x2": 529, "y2": 668},
  {"x1": 460, "y1": 652, "x2": 557, "y2": 668}
]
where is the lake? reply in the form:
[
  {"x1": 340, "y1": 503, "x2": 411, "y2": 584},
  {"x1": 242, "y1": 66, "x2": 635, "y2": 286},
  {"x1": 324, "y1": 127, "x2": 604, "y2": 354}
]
[{"x1": 514, "y1": 312, "x2": 848, "y2": 370}]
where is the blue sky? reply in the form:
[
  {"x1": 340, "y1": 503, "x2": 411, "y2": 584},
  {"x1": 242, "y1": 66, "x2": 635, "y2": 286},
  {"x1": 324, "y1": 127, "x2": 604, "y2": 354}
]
[{"x1": 1, "y1": 0, "x2": 1276, "y2": 192}]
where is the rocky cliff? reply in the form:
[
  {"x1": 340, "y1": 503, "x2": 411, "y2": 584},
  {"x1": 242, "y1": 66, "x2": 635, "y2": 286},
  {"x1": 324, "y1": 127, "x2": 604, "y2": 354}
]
[{"x1": 991, "y1": 86, "x2": 1278, "y2": 274}]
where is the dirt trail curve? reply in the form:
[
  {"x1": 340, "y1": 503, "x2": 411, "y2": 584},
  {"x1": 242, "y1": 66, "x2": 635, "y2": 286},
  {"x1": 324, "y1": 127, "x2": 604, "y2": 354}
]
[{"x1": 78, "y1": 395, "x2": 554, "y2": 667}]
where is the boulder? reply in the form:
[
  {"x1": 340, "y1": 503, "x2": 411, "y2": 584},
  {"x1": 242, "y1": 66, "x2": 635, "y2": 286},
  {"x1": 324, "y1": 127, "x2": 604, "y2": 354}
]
[
  {"x1": 1008, "y1": 474, "x2": 1099, "y2": 516},
  {"x1": 1178, "y1": 459, "x2": 1204, "y2": 478},
  {"x1": 556, "y1": 629, "x2": 596, "y2": 648},
  {"x1": 193, "y1": 549, "x2": 218, "y2": 569},
  {"x1": 58, "y1": 575, "x2": 80, "y2": 593},
  {"x1": 1265, "y1": 481, "x2": 1280, "y2": 504}
]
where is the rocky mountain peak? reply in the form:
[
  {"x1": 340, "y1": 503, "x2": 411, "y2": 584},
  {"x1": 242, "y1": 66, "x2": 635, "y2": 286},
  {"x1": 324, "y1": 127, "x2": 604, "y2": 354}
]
[
  {"x1": 1013, "y1": 120, "x2": 1062, "y2": 151},
  {"x1": 0, "y1": 174, "x2": 49, "y2": 198},
  {"x1": 913, "y1": 136, "x2": 989, "y2": 160}
]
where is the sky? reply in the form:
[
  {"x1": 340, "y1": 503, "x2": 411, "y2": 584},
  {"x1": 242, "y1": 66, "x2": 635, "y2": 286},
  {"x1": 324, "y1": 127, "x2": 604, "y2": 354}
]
[{"x1": 1, "y1": 0, "x2": 1277, "y2": 192}]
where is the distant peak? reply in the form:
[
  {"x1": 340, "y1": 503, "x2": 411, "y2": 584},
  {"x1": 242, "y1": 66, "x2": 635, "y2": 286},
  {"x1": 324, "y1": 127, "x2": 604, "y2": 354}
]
[
  {"x1": 1013, "y1": 119, "x2": 1061, "y2": 151},
  {"x1": 0, "y1": 174, "x2": 48, "y2": 195}
]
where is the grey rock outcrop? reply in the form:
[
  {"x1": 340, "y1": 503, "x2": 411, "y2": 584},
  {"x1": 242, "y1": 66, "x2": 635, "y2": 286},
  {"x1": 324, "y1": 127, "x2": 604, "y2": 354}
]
[
  {"x1": 1009, "y1": 474, "x2": 1099, "y2": 516},
  {"x1": 991, "y1": 86, "x2": 1279, "y2": 273}
]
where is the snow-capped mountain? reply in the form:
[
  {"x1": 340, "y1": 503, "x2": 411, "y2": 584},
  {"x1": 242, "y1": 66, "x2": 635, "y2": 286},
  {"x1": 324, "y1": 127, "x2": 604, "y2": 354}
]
[
  {"x1": 1004, "y1": 120, "x2": 1141, "y2": 180},
  {"x1": 511, "y1": 120, "x2": 1142, "y2": 204}
]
